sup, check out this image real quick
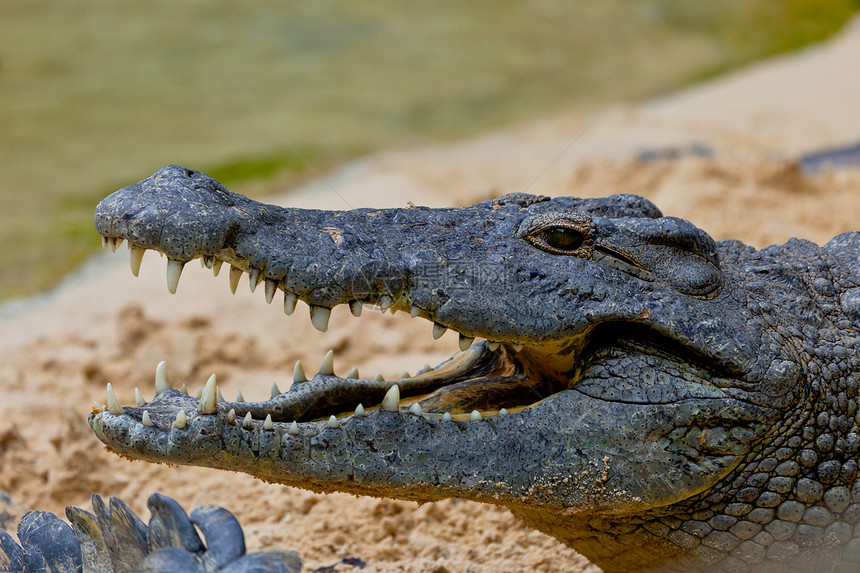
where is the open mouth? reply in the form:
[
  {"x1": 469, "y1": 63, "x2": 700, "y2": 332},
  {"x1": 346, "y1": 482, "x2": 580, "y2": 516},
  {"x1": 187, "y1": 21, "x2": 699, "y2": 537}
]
[{"x1": 95, "y1": 238, "x2": 571, "y2": 430}]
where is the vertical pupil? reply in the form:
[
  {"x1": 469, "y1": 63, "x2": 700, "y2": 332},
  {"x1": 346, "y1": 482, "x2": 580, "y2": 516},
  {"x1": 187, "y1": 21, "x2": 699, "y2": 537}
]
[{"x1": 546, "y1": 228, "x2": 582, "y2": 250}]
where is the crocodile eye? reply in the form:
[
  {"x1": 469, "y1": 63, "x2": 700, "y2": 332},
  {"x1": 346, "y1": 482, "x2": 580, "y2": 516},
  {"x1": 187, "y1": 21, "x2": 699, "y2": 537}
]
[{"x1": 543, "y1": 227, "x2": 584, "y2": 252}]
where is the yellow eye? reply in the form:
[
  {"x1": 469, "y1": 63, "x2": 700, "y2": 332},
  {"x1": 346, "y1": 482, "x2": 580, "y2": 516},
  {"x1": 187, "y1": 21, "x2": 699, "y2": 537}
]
[{"x1": 544, "y1": 227, "x2": 583, "y2": 252}]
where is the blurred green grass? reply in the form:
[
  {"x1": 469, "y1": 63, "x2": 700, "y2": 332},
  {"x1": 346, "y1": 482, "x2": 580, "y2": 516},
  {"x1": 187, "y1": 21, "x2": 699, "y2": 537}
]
[{"x1": 0, "y1": 0, "x2": 857, "y2": 301}]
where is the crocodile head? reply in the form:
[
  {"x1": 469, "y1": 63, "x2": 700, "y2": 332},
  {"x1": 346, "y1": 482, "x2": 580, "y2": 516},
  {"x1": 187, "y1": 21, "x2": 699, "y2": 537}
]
[{"x1": 91, "y1": 165, "x2": 820, "y2": 570}]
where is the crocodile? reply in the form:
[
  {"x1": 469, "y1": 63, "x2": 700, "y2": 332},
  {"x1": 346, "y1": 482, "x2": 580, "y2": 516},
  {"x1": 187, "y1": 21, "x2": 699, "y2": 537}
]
[{"x1": 82, "y1": 165, "x2": 860, "y2": 572}]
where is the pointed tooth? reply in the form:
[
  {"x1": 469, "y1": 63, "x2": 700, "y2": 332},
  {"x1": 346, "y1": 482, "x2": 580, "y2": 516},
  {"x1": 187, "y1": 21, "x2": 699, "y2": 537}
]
[
  {"x1": 283, "y1": 291, "x2": 298, "y2": 315},
  {"x1": 399, "y1": 371, "x2": 411, "y2": 380},
  {"x1": 309, "y1": 306, "x2": 331, "y2": 332},
  {"x1": 263, "y1": 414, "x2": 274, "y2": 431},
  {"x1": 470, "y1": 410, "x2": 483, "y2": 421},
  {"x1": 110, "y1": 237, "x2": 123, "y2": 252},
  {"x1": 512, "y1": 343, "x2": 524, "y2": 352},
  {"x1": 196, "y1": 388, "x2": 203, "y2": 399},
  {"x1": 381, "y1": 384, "x2": 400, "y2": 412},
  {"x1": 418, "y1": 364, "x2": 432, "y2": 375},
  {"x1": 349, "y1": 301, "x2": 363, "y2": 317},
  {"x1": 326, "y1": 415, "x2": 340, "y2": 429},
  {"x1": 499, "y1": 408, "x2": 509, "y2": 416},
  {"x1": 242, "y1": 412, "x2": 253, "y2": 429},
  {"x1": 410, "y1": 306, "x2": 421, "y2": 318},
  {"x1": 248, "y1": 267, "x2": 261, "y2": 292},
  {"x1": 93, "y1": 401, "x2": 105, "y2": 410},
  {"x1": 166, "y1": 260, "x2": 184, "y2": 294},
  {"x1": 288, "y1": 421, "x2": 299, "y2": 435},
  {"x1": 200, "y1": 257, "x2": 208, "y2": 269},
  {"x1": 373, "y1": 373, "x2": 385, "y2": 382},
  {"x1": 155, "y1": 361, "x2": 172, "y2": 394},
  {"x1": 212, "y1": 259, "x2": 223, "y2": 277},
  {"x1": 270, "y1": 382, "x2": 281, "y2": 398},
  {"x1": 198, "y1": 374, "x2": 218, "y2": 414},
  {"x1": 229, "y1": 266, "x2": 243, "y2": 294},
  {"x1": 226, "y1": 409, "x2": 236, "y2": 425},
  {"x1": 408, "y1": 402, "x2": 423, "y2": 415},
  {"x1": 442, "y1": 412, "x2": 453, "y2": 422},
  {"x1": 264, "y1": 278, "x2": 278, "y2": 304},
  {"x1": 134, "y1": 387, "x2": 145, "y2": 407},
  {"x1": 216, "y1": 387, "x2": 225, "y2": 403},
  {"x1": 174, "y1": 410, "x2": 187, "y2": 429},
  {"x1": 378, "y1": 295, "x2": 392, "y2": 312},
  {"x1": 319, "y1": 350, "x2": 335, "y2": 375},
  {"x1": 346, "y1": 367, "x2": 359, "y2": 379},
  {"x1": 459, "y1": 334, "x2": 474, "y2": 351},
  {"x1": 235, "y1": 389, "x2": 245, "y2": 402},
  {"x1": 106, "y1": 383, "x2": 123, "y2": 415},
  {"x1": 293, "y1": 361, "x2": 307, "y2": 383},
  {"x1": 102, "y1": 235, "x2": 109, "y2": 248},
  {"x1": 142, "y1": 411, "x2": 153, "y2": 426},
  {"x1": 129, "y1": 246, "x2": 145, "y2": 277},
  {"x1": 487, "y1": 341, "x2": 500, "y2": 351},
  {"x1": 432, "y1": 323, "x2": 447, "y2": 340},
  {"x1": 354, "y1": 403, "x2": 365, "y2": 416},
  {"x1": 180, "y1": 383, "x2": 188, "y2": 396}
]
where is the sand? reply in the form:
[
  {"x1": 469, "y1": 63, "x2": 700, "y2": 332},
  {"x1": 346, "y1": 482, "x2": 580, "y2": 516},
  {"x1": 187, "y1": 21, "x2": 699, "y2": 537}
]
[{"x1": 1, "y1": 16, "x2": 859, "y2": 573}]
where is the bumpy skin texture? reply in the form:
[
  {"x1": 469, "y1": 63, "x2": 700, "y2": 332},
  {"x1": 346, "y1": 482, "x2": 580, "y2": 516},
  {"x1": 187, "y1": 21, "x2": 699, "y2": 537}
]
[
  {"x1": 91, "y1": 166, "x2": 860, "y2": 572},
  {"x1": 0, "y1": 493, "x2": 301, "y2": 573}
]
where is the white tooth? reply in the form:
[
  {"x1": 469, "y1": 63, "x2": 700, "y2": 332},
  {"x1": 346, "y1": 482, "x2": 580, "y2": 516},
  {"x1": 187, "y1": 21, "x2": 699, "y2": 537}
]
[
  {"x1": 271, "y1": 382, "x2": 281, "y2": 398},
  {"x1": 248, "y1": 268, "x2": 261, "y2": 292},
  {"x1": 142, "y1": 411, "x2": 153, "y2": 426},
  {"x1": 106, "y1": 383, "x2": 123, "y2": 415},
  {"x1": 418, "y1": 364, "x2": 432, "y2": 375},
  {"x1": 229, "y1": 266, "x2": 243, "y2": 294},
  {"x1": 432, "y1": 323, "x2": 447, "y2": 340},
  {"x1": 378, "y1": 295, "x2": 392, "y2": 312},
  {"x1": 459, "y1": 335, "x2": 474, "y2": 351},
  {"x1": 236, "y1": 389, "x2": 245, "y2": 402},
  {"x1": 93, "y1": 401, "x2": 105, "y2": 410},
  {"x1": 319, "y1": 350, "x2": 335, "y2": 375},
  {"x1": 373, "y1": 373, "x2": 385, "y2": 382},
  {"x1": 196, "y1": 388, "x2": 203, "y2": 399},
  {"x1": 410, "y1": 306, "x2": 421, "y2": 318},
  {"x1": 130, "y1": 246, "x2": 145, "y2": 277},
  {"x1": 212, "y1": 259, "x2": 223, "y2": 277},
  {"x1": 200, "y1": 257, "x2": 207, "y2": 269},
  {"x1": 135, "y1": 387, "x2": 145, "y2": 407},
  {"x1": 283, "y1": 291, "x2": 298, "y2": 315},
  {"x1": 198, "y1": 374, "x2": 218, "y2": 414},
  {"x1": 263, "y1": 414, "x2": 274, "y2": 430},
  {"x1": 400, "y1": 371, "x2": 411, "y2": 380},
  {"x1": 101, "y1": 236, "x2": 109, "y2": 248},
  {"x1": 110, "y1": 237, "x2": 123, "y2": 252},
  {"x1": 264, "y1": 278, "x2": 278, "y2": 304},
  {"x1": 293, "y1": 361, "x2": 307, "y2": 383},
  {"x1": 226, "y1": 409, "x2": 236, "y2": 425},
  {"x1": 155, "y1": 361, "x2": 172, "y2": 394},
  {"x1": 326, "y1": 415, "x2": 340, "y2": 428},
  {"x1": 216, "y1": 387, "x2": 225, "y2": 403},
  {"x1": 512, "y1": 343, "x2": 524, "y2": 352},
  {"x1": 174, "y1": 410, "x2": 187, "y2": 429},
  {"x1": 409, "y1": 402, "x2": 422, "y2": 415},
  {"x1": 166, "y1": 260, "x2": 184, "y2": 294},
  {"x1": 288, "y1": 420, "x2": 299, "y2": 435},
  {"x1": 349, "y1": 301, "x2": 363, "y2": 317},
  {"x1": 382, "y1": 385, "x2": 400, "y2": 412},
  {"x1": 499, "y1": 408, "x2": 509, "y2": 416},
  {"x1": 346, "y1": 367, "x2": 359, "y2": 379},
  {"x1": 180, "y1": 383, "x2": 189, "y2": 396},
  {"x1": 487, "y1": 341, "x2": 500, "y2": 351},
  {"x1": 442, "y1": 412, "x2": 453, "y2": 422},
  {"x1": 310, "y1": 306, "x2": 331, "y2": 332},
  {"x1": 470, "y1": 410, "x2": 483, "y2": 421},
  {"x1": 242, "y1": 412, "x2": 253, "y2": 429},
  {"x1": 354, "y1": 403, "x2": 365, "y2": 416}
]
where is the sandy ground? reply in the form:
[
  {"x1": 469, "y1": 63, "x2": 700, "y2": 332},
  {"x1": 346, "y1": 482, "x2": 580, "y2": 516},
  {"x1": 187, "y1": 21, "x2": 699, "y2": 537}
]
[{"x1": 2, "y1": 16, "x2": 860, "y2": 573}]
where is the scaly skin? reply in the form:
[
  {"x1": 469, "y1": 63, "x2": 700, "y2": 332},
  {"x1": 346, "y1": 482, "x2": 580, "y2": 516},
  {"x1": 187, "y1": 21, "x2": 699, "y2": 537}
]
[{"x1": 90, "y1": 165, "x2": 860, "y2": 572}]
